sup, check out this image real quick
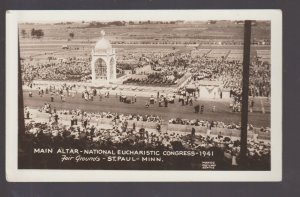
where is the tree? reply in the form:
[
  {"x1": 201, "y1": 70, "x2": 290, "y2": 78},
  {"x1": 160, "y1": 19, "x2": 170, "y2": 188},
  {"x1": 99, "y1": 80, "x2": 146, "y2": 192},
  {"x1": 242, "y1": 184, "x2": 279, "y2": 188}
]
[
  {"x1": 35, "y1": 29, "x2": 44, "y2": 39},
  {"x1": 31, "y1": 28, "x2": 44, "y2": 39},
  {"x1": 31, "y1": 28, "x2": 35, "y2": 37},
  {"x1": 21, "y1": 29, "x2": 26, "y2": 38},
  {"x1": 69, "y1": 32, "x2": 74, "y2": 39}
]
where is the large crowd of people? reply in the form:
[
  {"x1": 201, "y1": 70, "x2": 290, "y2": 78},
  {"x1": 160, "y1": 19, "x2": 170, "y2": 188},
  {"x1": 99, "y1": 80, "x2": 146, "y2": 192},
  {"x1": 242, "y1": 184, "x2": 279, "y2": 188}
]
[
  {"x1": 36, "y1": 102, "x2": 162, "y2": 125},
  {"x1": 21, "y1": 57, "x2": 91, "y2": 82},
  {"x1": 188, "y1": 54, "x2": 271, "y2": 98},
  {"x1": 168, "y1": 118, "x2": 248, "y2": 130},
  {"x1": 22, "y1": 109, "x2": 270, "y2": 170},
  {"x1": 21, "y1": 47, "x2": 271, "y2": 100},
  {"x1": 29, "y1": 95, "x2": 269, "y2": 135},
  {"x1": 122, "y1": 52, "x2": 188, "y2": 86}
]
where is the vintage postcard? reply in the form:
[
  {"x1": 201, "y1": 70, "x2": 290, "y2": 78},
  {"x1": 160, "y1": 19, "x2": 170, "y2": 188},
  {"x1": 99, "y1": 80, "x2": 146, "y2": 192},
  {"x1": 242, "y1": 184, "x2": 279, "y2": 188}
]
[{"x1": 6, "y1": 10, "x2": 282, "y2": 181}]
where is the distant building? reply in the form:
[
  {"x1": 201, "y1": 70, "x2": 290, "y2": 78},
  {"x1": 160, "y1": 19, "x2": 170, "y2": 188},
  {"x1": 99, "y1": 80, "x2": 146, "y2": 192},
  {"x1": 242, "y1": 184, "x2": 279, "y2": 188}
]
[
  {"x1": 234, "y1": 20, "x2": 257, "y2": 26},
  {"x1": 61, "y1": 45, "x2": 69, "y2": 49},
  {"x1": 234, "y1": 21, "x2": 244, "y2": 25},
  {"x1": 207, "y1": 20, "x2": 217, "y2": 24}
]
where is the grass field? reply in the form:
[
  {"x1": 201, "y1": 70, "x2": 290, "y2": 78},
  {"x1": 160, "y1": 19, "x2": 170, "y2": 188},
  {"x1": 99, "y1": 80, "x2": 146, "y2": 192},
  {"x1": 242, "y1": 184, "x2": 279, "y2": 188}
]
[{"x1": 19, "y1": 21, "x2": 271, "y2": 62}]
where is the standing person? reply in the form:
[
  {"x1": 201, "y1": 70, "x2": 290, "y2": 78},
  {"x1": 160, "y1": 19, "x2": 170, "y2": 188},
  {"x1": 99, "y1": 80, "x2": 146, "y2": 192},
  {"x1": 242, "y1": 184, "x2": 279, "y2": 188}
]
[
  {"x1": 186, "y1": 96, "x2": 189, "y2": 105},
  {"x1": 54, "y1": 113, "x2": 59, "y2": 123},
  {"x1": 194, "y1": 104, "x2": 200, "y2": 113},
  {"x1": 212, "y1": 105, "x2": 216, "y2": 112},
  {"x1": 200, "y1": 104, "x2": 204, "y2": 114},
  {"x1": 206, "y1": 128, "x2": 211, "y2": 137},
  {"x1": 209, "y1": 121, "x2": 214, "y2": 130},
  {"x1": 150, "y1": 95, "x2": 154, "y2": 104},
  {"x1": 251, "y1": 98, "x2": 255, "y2": 110},
  {"x1": 74, "y1": 117, "x2": 78, "y2": 125},
  {"x1": 84, "y1": 92, "x2": 89, "y2": 101},
  {"x1": 179, "y1": 95, "x2": 182, "y2": 103},
  {"x1": 62, "y1": 94, "x2": 65, "y2": 102},
  {"x1": 156, "y1": 123, "x2": 161, "y2": 132},
  {"x1": 231, "y1": 148, "x2": 238, "y2": 167},
  {"x1": 48, "y1": 113, "x2": 52, "y2": 122},
  {"x1": 71, "y1": 116, "x2": 74, "y2": 126},
  {"x1": 189, "y1": 97, "x2": 193, "y2": 106},
  {"x1": 139, "y1": 128, "x2": 145, "y2": 138},
  {"x1": 157, "y1": 91, "x2": 160, "y2": 99},
  {"x1": 50, "y1": 93, "x2": 54, "y2": 102},
  {"x1": 83, "y1": 119, "x2": 88, "y2": 128},
  {"x1": 191, "y1": 127, "x2": 196, "y2": 137},
  {"x1": 134, "y1": 95, "x2": 137, "y2": 103},
  {"x1": 124, "y1": 120, "x2": 128, "y2": 130}
]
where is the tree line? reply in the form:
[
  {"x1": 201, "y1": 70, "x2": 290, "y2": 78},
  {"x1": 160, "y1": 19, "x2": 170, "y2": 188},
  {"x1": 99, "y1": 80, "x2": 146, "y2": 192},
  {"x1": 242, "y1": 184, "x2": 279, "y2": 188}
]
[{"x1": 20, "y1": 28, "x2": 45, "y2": 39}]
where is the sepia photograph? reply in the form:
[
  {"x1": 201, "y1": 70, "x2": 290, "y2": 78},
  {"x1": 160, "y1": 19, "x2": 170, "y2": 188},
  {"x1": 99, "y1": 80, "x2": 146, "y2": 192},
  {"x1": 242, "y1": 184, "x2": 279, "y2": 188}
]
[{"x1": 6, "y1": 10, "x2": 282, "y2": 181}]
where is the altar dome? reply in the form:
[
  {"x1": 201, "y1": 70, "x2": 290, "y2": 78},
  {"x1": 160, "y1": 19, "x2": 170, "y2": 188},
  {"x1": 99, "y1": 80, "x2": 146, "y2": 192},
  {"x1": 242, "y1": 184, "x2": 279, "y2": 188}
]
[
  {"x1": 94, "y1": 30, "x2": 112, "y2": 52},
  {"x1": 91, "y1": 30, "x2": 116, "y2": 85}
]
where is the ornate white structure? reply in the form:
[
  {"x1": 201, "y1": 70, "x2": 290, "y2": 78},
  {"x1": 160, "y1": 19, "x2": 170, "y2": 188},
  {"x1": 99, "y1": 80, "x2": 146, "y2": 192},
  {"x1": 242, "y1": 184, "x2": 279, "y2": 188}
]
[{"x1": 91, "y1": 31, "x2": 116, "y2": 85}]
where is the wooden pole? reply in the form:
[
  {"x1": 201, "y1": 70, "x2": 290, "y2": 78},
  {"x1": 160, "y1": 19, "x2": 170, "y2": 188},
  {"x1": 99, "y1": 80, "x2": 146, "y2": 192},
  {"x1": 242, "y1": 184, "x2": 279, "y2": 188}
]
[{"x1": 240, "y1": 20, "x2": 252, "y2": 169}]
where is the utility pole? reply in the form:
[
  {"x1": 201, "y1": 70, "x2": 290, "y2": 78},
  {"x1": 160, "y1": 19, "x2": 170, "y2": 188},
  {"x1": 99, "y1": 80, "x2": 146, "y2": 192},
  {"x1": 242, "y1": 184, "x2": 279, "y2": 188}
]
[{"x1": 240, "y1": 20, "x2": 252, "y2": 169}]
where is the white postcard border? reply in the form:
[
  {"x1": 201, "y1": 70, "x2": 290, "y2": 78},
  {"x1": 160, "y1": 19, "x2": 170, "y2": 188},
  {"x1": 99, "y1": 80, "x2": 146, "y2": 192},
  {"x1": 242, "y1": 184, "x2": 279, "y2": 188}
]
[{"x1": 6, "y1": 10, "x2": 282, "y2": 182}]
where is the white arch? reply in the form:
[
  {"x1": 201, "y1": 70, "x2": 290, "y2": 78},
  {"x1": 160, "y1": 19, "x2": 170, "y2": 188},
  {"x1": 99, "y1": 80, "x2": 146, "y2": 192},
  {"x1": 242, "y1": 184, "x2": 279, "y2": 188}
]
[{"x1": 94, "y1": 58, "x2": 107, "y2": 80}]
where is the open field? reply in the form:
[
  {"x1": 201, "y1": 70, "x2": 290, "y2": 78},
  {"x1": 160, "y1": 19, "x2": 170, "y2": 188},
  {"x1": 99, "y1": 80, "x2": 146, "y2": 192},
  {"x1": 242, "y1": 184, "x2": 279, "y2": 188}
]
[
  {"x1": 19, "y1": 21, "x2": 270, "y2": 41},
  {"x1": 19, "y1": 21, "x2": 270, "y2": 61}
]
